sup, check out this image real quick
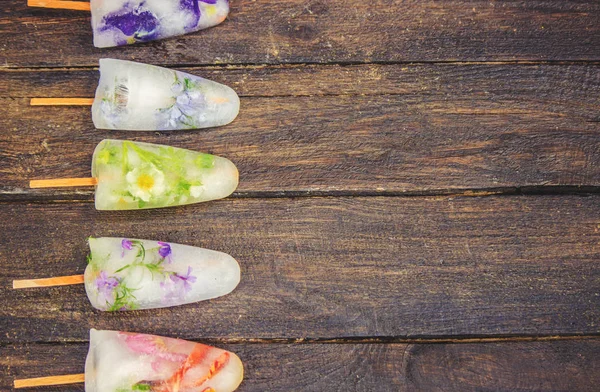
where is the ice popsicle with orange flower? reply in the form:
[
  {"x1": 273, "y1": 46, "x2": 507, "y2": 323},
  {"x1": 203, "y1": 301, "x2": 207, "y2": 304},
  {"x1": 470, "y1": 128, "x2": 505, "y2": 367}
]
[
  {"x1": 29, "y1": 139, "x2": 239, "y2": 210},
  {"x1": 14, "y1": 329, "x2": 244, "y2": 391}
]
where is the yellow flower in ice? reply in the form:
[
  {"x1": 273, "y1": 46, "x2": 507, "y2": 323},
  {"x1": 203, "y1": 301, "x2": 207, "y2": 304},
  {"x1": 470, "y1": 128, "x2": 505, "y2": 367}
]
[{"x1": 125, "y1": 164, "x2": 166, "y2": 202}]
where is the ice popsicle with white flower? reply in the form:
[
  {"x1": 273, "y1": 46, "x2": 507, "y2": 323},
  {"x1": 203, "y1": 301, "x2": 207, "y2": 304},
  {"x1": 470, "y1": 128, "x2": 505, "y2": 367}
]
[
  {"x1": 30, "y1": 58, "x2": 240, "y2": 131},
  {"x1": 29, "y1": 139, "x2": 239, "y2": 210},
  {"x1": 14, "y1": 329, "x2": 244, "y2": 391},
  {"x1": 28, "y1": 0, "x2": 230, "y2": 48},
  {"x1": 13, "y1": 237, "x2": 241, "y2": 312}
]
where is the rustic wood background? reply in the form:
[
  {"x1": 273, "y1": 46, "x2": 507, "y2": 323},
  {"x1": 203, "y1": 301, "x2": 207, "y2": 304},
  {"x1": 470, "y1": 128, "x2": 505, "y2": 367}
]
[{"x1": 1, "y1": 0, "x2": 599, "y2": 390}]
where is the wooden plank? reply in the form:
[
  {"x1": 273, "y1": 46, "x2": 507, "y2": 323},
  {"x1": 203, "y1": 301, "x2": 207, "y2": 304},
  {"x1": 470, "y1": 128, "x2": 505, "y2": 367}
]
[
  {"x1": 1, "y1": 63, "x2": 599, "y2": 198},
  {"x1": 3, "y1": 63, "x2": 600, "y2": 99},
  {"x1": 1, "y1": 1, "x2": 599, "y2": 68},
  {"x1": 2, "y1": 340, "x2": 599, "y2": 391},
  {"x1": 0, "y1": 196, "x2": 598, "y2": 343}
]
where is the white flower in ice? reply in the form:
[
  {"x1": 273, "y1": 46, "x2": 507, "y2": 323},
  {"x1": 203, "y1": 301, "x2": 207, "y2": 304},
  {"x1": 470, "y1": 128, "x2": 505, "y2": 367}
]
[
  {"x1": 190, "y1": 185, "x2": 204, "y2": 198},
  {"x1": 126, "y1": 164, "x2": 166, "y2": 202}
]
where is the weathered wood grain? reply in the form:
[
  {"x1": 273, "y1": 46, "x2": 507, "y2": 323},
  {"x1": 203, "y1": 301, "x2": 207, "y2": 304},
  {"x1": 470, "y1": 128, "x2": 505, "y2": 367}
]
[
  {"x1": 1, "y1": 63, "x2": 599, "y2": 198},
  {"x1": 1, "y1": 196, "x2": 598, "y2": 343},
  {"x1": 1, "y1": 1, "x2": 599, "y2": 68},
  {"x1": 3, "y1": 63, "x2": 600, "y2": 100},
  {"x1": 1, "y1": 0, "x2": 598, "y2": 388},
  {"x1": 2, "y1": 340, "x2": 599, "y2": 391}
]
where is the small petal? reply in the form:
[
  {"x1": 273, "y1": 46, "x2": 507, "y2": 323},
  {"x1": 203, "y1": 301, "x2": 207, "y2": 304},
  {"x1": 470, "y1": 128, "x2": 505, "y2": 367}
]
[
  {"x1": 122, "y1": 239, "x2": 133, "y2": 250},
  {"x1": 158, "y1": 242, "x2": 172, "y2": 258}
]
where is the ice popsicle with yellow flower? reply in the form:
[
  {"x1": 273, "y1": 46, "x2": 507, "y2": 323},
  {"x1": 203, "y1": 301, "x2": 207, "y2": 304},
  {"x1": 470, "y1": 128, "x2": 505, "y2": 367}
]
[
  {"x1": 29, "y1": 139, "x2": 239, "y2": 210},
  {"x1": 27, "y1": 0, "x2": 230, "y2": 48},
  {"x1": 13, "y1": 237, "x2": 241, "y2": 312},
  {"x1": 31, "y1": 59, "x2": 240, "y2": 131},
  {"x1": 14, "y1": 329, "x2": 244, "y2": 391}
]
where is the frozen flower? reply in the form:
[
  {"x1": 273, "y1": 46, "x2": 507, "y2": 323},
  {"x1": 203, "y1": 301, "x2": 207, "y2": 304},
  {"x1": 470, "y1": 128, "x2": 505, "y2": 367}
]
[
  {"x1": 121, "y1": 333, "x2": 187, "y2": 370},
  {"x1": 126, "y1": 164, "x2": 166, "y2": 203},
  {"x1": 158, "y1": 241, "x2": 172, "y2": 262},
  {"x1": 171, "y1": 80, "x2": 185, "y2": 95},
  {"x1": 180, "y1": 0, "x2": 216, "y2": 30},
  {"x1": 122, "y1": 333, "x2": 160, "y2": 355},
  {"x1": 121, "y1": 239, "x2": 133, "y2": 257},
  {"x1": 122, "y1": 239, "x2": 133, "y2": 250},
  {"x1": 157, "y1": 77, "x2": 207, "y2": 129},
  {"x1": 176, "y1": 90, "x2": 203, "y2": 113},
  {"x1": 190, "y1": 185, "x2": 204, "y2": 198},
  {"x1": 99, "y1": 99, "x2": 119, "y2": 128},
  {"x1": 171, "y1": 266, "x2": 197, "y2": 293},
  {"x1": 160, "y1": 281, "x2": 179, "y2": 304},
  {"x1": 101, "y1": 4, "x2": 159, "y2": 42},
  {"x1": 179, "y1": 0, "x2": 223, "y2": 31},
  {"x1": 168, "y1": 105, "x2": 185, "y2": 128},
  {"x1": 95, "y1": 271, "x2": 119, "y2": 299}
]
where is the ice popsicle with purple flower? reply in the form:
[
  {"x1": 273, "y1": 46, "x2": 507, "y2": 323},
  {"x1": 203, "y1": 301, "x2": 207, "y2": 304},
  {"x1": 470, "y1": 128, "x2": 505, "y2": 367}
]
[
  {"x1": 86, "y1": 237, "x2": 241, "y2": 311},
  {"x1": 14, "y1": 329, "x2": 244, "y2": 391},
  {"x1": 29, "y1": 139, "x2": 239, "y2": 210},
  {"x1": 92, "y1": 59, "x2": 240, "y2": 131},
  {"x1": 30, "y1": 58, "x2": 240, "y2": 131},
  {"x1": 13, "y1": 237, "x2": 241, "y2": 312},
  {"x1": 28, "y1": 0, "x2": 230, "y2": 48}
]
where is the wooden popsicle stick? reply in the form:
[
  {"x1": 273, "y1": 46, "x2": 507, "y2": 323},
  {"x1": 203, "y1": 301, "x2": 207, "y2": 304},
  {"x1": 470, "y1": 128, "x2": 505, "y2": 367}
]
[
  {"x1": 13, "y1": 274, "x2": 85, "y2": 289},
  {"x1": 30, "y1": 177, "x2": 98, "y2": 188},
  {"x1": 31, "y1": 98, "x2": 94, "y2": 106},
  {"x1": 28, "y1": 0, "x2": 91, "y2": 11},
  {"x1": 15, "y1": 374, "x2": 85, "y2": 389}
]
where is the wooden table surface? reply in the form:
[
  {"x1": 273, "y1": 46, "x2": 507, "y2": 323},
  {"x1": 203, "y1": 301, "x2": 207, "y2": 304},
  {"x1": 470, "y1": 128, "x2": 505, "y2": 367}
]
[{"x1": 1, "y1": 1, "x2": 599, "y2": 390}]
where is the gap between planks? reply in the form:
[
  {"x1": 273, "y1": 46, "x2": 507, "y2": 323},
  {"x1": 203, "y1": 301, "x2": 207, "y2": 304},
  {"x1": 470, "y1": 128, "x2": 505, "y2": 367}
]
[
  {"x1": 2, "y1": 60, "x2": 600, "y2": 73},
  {"x1": 2, "y1": 186, "x2": 600, "y2": 204},
  {"x1": 11, "y1": 335, "x2": 600, "y2": 347}
]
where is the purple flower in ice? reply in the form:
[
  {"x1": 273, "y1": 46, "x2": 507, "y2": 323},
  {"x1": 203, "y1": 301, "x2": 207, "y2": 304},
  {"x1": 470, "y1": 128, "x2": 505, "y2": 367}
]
[
  {"x1": 121, "y1": 239, "x2": 133, "y2": 257},
  {"x1": 158, "y1": 242, "x2": 172, "y2": 262},
  {"x1": 99, "y1": 99, "x2": 122, "y2": 128},
  {"x1": 101, "y1": 2, "x2": 160, "y2": 42},
  {"x1": 176, "y1": 92, "x2": 197, "y2": 114},
  {"x1": 171, "y1": 266, "x2": 197, "y2": 293},
  {"x1": 122, "y1": 239, "x2": 133, "y2": 250},
  {"x1": 160, "y1": 266, "x2": 196, "y2": 303},
  {"x1": 95, "y1": 271, "x2": 119, "y2": 298},
  {"x1": 171, "y1": 80, "x2": 185, "y2": 95},
  {"x1": 160, "y1": 281, "x2": 179, "y2": 303},
  {"x1": 166, "y1": 105, "x2": 185, "y2": 128},
  {"x1": 180, "y1": 0, "x2": 219, "y2": 29},
  {"x1": 180, "y1": 0, "x2": 201, "y2": 29},
  {"x1": 158, "y1": 79, "x2": 207, "y2": 129}
]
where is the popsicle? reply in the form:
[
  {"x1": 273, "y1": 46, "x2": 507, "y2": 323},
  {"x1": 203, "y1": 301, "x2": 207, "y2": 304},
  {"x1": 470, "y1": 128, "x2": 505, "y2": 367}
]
[
  {"x1": 31, "y1": 59, "x2": 240, "y2": 131},
  {"x1": 95, "y1": 59, "x2": 239, "y2": 130},
  {"x1": 14, "y1": 329, "x2": 245, "y2": 391},
  {"x1": 28, "y1": 0, "x2": 230, "y2": 48},
  {"x1": 13, "y1": 237, "x2": 241, "y2": 311},
  {"x1": 29, "y1": 139, "x2": 239, "y2": 210}
]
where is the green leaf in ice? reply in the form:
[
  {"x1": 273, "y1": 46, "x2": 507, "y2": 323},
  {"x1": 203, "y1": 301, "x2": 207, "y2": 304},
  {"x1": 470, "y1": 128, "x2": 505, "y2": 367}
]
[{"x1": 195, "y1": 153, "x2": 214, "y2": 169}]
